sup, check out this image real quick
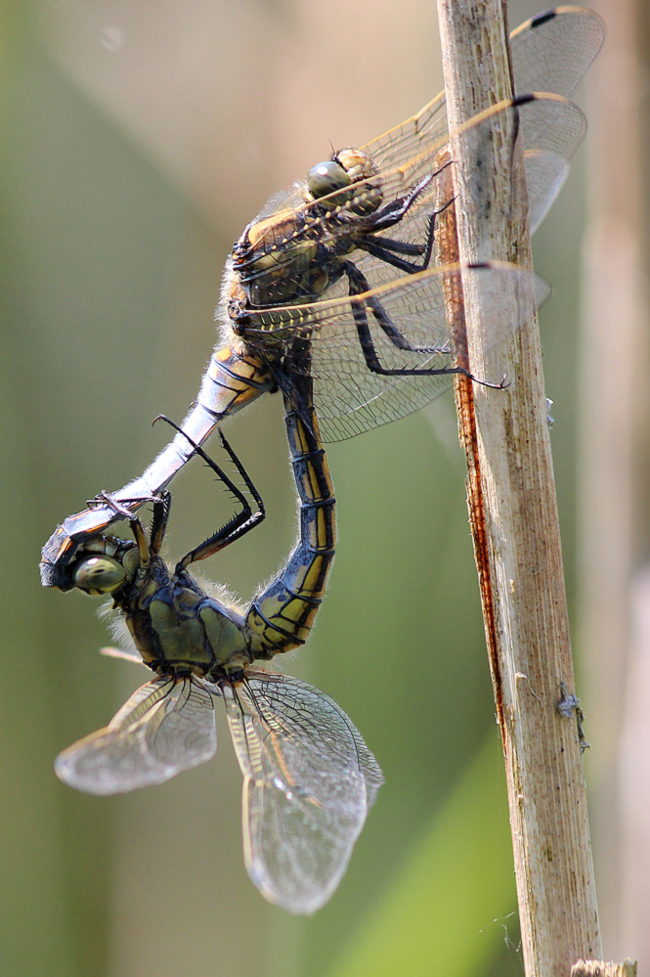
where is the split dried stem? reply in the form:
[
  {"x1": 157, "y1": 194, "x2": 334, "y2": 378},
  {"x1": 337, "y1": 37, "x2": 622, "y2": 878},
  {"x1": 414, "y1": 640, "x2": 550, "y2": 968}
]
[{"x1": 435, "y1": 2, "x2": 602, "y2": 974}]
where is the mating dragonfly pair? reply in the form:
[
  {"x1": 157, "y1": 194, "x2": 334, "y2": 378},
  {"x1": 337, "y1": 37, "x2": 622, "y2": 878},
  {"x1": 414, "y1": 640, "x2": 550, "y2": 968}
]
[{"x1": 46, "y1": 8, "x2": 604, "y2": 914}]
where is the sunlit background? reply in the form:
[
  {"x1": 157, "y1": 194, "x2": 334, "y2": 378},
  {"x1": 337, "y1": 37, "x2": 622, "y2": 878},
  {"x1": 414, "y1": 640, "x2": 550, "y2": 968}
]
[{"x1": 1, "y1": 1, "x2": 647, "y2": 975}]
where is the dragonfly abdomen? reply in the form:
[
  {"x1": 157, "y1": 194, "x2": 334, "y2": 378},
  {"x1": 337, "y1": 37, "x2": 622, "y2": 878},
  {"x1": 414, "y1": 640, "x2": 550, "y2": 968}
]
[
  {"x1": 246, "y1": 384, "x2": 335, "y2": 659},
  {"x1": 199, "y1": 340, "x2": 273, "y2": 417}
]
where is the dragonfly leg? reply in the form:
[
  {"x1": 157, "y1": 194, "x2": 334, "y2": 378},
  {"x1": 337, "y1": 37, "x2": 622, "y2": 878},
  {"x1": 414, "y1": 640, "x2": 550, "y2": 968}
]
[
  {"x1": 343, "y1": 260, "x2": 462, "y2": 378},
  {"x1": 357, "y1": 214, "x2": 435, "y2": 274},
  {"x1": 357, "y1": 185, "x2": 458, "y2": 274},
  {"x1": 346, "y1": 279, "x2": 508, "y2": 388},
  {"x1": 346, "y1": 280, "x2": 506, "y2": 388},
  {"x1": 150, "y1": 416, "x2": 265, "y2": 572},
  {"x1": 364, "y1": 161, "x2": 452, "y2": 231},
  {"x1": 95, "y1": 489, "x2": 169, "y2": 565}
]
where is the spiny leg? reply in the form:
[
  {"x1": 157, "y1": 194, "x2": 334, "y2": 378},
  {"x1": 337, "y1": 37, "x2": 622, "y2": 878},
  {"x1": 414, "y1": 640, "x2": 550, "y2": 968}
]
[
  {"x1": 364, "y1": 162, "x2": 452, "y2": 232},
  {"x1": 153, "y1": 415, "x2": 265, "y2": 570},
  {"x1": 359, "y1": 214, "x2": 436, "y2": 275},
  {"x1": 345, "y1": 260, "x2": 449, "y2": 360},
  {"x1": 358, "y1": 189, "x2": 457, "y2": 275},
  {"x1": 345, "y1": 261, "x2": 506, "y2": 387}
]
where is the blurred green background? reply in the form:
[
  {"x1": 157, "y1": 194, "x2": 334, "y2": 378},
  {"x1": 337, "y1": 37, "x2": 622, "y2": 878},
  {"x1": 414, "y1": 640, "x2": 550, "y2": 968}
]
[{"x1": 0, "y1": 1, "x2": 633, "y2": 976}]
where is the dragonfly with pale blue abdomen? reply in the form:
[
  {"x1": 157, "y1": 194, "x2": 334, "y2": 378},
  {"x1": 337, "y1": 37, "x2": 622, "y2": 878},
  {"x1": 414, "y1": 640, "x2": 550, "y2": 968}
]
[
  {"x1": 40, "y1": 7, "x2": 604, "y2": 584},
  {"x1": 55, "y1": 360, "x2": 382, "y2": 914}
]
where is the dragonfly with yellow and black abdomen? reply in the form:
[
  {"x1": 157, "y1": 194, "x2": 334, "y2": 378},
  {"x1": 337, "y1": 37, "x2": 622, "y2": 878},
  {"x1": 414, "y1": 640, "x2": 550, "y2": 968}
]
[
  {"x1": 55, "y1": 365, "x2": 381, "y2": 914},
  {"x1": 40, "y1": 7, "x2": 605, "y2": 583}
]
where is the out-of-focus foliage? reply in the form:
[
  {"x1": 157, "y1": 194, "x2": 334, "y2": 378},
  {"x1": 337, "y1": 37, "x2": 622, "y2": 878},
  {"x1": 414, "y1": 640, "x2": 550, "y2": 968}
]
[
  {"x1": 0, "y1": 1, "x2": 591, "y2": 975},
  {"x1": 323, "y1": 735, "x2": 516, "y2": 977}
]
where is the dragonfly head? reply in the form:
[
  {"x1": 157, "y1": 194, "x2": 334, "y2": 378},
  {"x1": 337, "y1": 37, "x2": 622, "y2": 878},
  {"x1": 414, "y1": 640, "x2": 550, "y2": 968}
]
[
  {"x1": 306, "y1": 149, "x2": 382, "y2": 216},
  {"x1": 69, "y1": 539, "x2": 140, "y2": 597},
  {"x1": 307, "y1": 159, "x2": 352, "y2": 201}
]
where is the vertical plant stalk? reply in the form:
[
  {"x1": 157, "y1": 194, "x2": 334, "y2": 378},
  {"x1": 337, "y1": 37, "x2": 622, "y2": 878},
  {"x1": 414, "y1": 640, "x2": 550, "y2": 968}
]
[{"x1": 435, "y1": 2, "x2": 602, "y2": 974}]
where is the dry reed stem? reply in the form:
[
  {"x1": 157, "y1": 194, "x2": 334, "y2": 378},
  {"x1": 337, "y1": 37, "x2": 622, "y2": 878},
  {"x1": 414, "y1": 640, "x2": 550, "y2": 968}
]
[{"x1": 435, "y1": 2, "x2": 602, "y2": 973}]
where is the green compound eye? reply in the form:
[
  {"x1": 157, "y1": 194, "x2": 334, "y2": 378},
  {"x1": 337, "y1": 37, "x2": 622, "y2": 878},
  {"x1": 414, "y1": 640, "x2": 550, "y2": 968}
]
[
  {"x1": 72, "y1": 555, "x2": 126, "y2": 594},
  {"x1": 307, "y1": 160, "x2": 351, "y2": 200}
]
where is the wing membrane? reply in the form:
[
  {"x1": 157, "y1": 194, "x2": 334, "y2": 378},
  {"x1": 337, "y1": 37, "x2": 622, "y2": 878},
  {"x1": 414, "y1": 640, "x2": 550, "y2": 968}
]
[
  {"x1": 510, "y1": 7, "x2": 605, "y2": 98},
  {"x1": 273, "y1": 10, "x2": 603, "y2": 233},
  {"x1": 224, "y1": 667, "x2": 383, "y2": 914},
  {"x1": 255, "y1": 92, "x2": 584, "y2": 284},
  {"x1": 360, "y1": 7, "x2": 603, "y2": 179},
  {"x1": 253, "y1": 6, "x2": 601, "y2": 263},
  {"x1": 55, "y1": 675, "x2": 216, "y2": 794},
  {"x1": 352, "y1": 94, "x2": 585, "y2": 289},
  {"x1": 246, "y1": 262, "x2": 549, "y2": 441}
]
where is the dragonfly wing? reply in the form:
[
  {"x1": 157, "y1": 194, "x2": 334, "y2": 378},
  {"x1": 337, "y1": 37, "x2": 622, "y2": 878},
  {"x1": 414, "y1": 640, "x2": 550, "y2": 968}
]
[
  {"x1": 314, "y1": 260, "x2": 549, "y2": 442},
  {"x1": 253, "y1": 11, "x2": 603, "y2": 233},
  {"x1": 224, "y1": 668, "x2": 383, "y2": 914},
  {"x1": 338, "y1": 93, "x2": 585, "y2": 304},
  {"x1": 99, "y1": 645, "x2": 143, "y2": 664},
  {"x1": 244, "y1": 23, "x2": 598, "y2": 290},
  {"x1": 362, "y1": 7, "x2": 604, "y2": 185},
  {"x1": 55, "y1": 675, "x2": 216, "y2": 794},
  {"x1": 250, "y1": 261, "x2": 546, "y2": 441},
  {"x1": 511, "y1": 7, "x2": 606, "y2": 100},
  {"x1": 517, "y1": 94, "x2": 586, "y2": 232},
  {"x1": 359, "y1": 90, "x2": 449, "y2": 198}
]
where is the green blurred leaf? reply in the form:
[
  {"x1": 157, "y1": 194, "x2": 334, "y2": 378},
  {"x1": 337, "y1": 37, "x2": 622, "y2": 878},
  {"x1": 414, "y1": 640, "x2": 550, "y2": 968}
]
[{"x1": 324, "y1": 732, "x2": 517, "y2": 977}]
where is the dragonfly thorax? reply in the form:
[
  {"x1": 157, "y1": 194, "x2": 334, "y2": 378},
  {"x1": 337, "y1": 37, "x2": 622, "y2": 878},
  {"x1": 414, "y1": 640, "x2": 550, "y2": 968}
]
[
  {"x1": 228, "y1": 146, "x2": 385, "y2": 316},
  {"x1": 231, "y1": 215, "x2": 322, "y2": 309},
  {"x1": 112, "y1": 560, "x2": 252, "y2": 679}
]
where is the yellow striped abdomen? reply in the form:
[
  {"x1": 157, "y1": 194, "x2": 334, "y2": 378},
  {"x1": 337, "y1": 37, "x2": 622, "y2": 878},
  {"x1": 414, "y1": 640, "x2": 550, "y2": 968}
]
[{"x1": 246, "y1": 379, "x2": 335, "y2": 658}]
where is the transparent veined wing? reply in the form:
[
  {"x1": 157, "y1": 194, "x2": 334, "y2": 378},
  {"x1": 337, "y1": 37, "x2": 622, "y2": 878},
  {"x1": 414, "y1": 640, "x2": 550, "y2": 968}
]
[
  {"x1": 224, "y1": 667, "x2": 383, "y2": 914},
  {"x1": 245, "y1": 261, "x2": 550, "y2": 442},
  {"x1": 512, "y1": 91, "x2": 587, "y2": 231},
  {"x1": 354, "y1": 6, "x2": 602, "y2": 179},
  {"x1": 510, "y1": 6, "x2": 605, "y2": 99},
  {"x1": 353, "y1": 92, "x2": 586, "y2": 293},
  {"x1": 55, "y1": 675, "x2": 217, "y2": 794},
  {"x1": 247, "y1": 93, "x2": 584, "y2": 323},
  {"x1": 265, "y1": 11, "x2": 602, "y2": 259}
]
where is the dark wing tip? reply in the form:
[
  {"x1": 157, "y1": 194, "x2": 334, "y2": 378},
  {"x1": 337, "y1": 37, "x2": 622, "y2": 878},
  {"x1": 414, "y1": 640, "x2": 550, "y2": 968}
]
[
  {"x1": 529, "y1": 9, "x2": 557, "y2": 30},
  {"x1": 512, "y1": 92, "x2": 538, "y2": 108}
]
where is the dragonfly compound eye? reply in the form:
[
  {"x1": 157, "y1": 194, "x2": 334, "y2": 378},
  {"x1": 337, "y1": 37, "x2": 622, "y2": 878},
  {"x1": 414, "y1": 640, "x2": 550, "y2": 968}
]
[
  {"x1": 307, "y1": 160, "x2": 351, "y2": 201},
  {"x1": 72, "y1": 555, "x2": 127, "y2": 594}
]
